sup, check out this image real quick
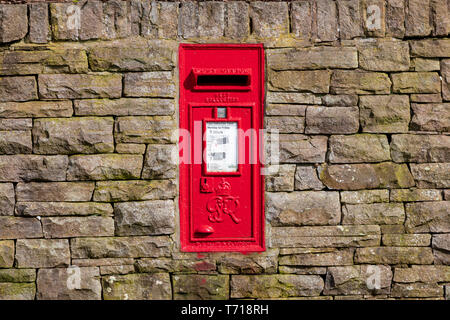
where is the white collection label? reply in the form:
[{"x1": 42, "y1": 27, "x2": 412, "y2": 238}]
[{"x1": 206, "y1": 122, "x2": 238, "y2": 172}]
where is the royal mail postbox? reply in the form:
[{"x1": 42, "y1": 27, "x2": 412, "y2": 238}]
[{"x1": 179, "y1": 44, "x2": 265, "y2": 252}]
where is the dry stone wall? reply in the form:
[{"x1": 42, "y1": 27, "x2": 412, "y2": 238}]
[{"x1": 0, "y1": 0, "x2": 449, "y2": 300}]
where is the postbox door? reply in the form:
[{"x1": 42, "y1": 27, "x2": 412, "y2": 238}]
[{"x1": 190, "y1": 105, "x2": 254, "y2": 241}]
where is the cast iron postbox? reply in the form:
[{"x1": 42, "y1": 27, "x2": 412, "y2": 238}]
[{"x1": 179, "y1": 44, "x2": 265, "y2": 252}]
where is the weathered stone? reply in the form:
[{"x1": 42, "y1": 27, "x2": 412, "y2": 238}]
[
  {"x1": 249, "y1": 2, "x2": 288, "y2": 38},
  {"x1": 100, "y1": 265, "x2": 135, "y2": 275},
  {"x1": 74, "y1": 98, "x2": 174, "y2": 116},
  {"x1": 410, "y1": 93, "x2": 442, "y2": 103},
  {"x1": 411, "y1": 163, "x2": 450, "y2": 188},
  {"x1": 37, "y1": 267, "x2": 101, "y2": 300},
  {"x1": 72, "y1": 258, "x2": 134, "y2": 267},
  {"x1": 354, "y1": 247, "x2": 434, "y2": 264},
  {"x1": 385, "y1": 0, "x2": 406, "y2": 38},
  {"x1": 115, "y1": 144, "x2": 146, "y2": 154},
  {"x1": 341, "y1": 190, "x2": 389, "y2": 204},
  {"x1": 392, "y1": 72, "x2": 441, "y2": 93},
  {"x1": 0, "y1": 217, "x2": 42, "y2": 239},
  {"x1": 363, "y1": 0, "x2": 386, "y2": 37},
  {"x1": 0, "y1": 283, "x2": 35, "y2": 300},
  {"x1": 142, "y1": 144, "x2": 177, "y2": 179},
  {"x1": 33, "y1": 117, "x2": 114, "y2": 154},
  {"x1": 0, "y1": 155, "x2": 68, "y2": 182},
  {"x1": 392, "y1": 283, "x2": 443, "y2": 298},
  {"x1": 343, "y1": 203, "x2": 405, "y2": 225},
  {"x1": 123, "y1": 72, "x2": 175, "y2": 98},
  {"x1": 294, "y1": 165, "x2": 324, "y2": 190},
  {"x1": 0, "y1": 269, "x2": 36, "y2": 283},
  {"x1": 279, "y1": 266, "x2": 327, "y2": 275},
  {"x1": 0, "y1": 101, "x2": 72, "y2": 118},
  {"x1": 231, "y1": 275, "x2": 323, "y2": 298},
  {"x1": 114, "y1": 200, "x2": 175, "y2": 236},
  {"x1": 0, "y1": 183, "x2": 14, "y2": 216},
  {"x1": 94, "y1": 180, "x2": 176, "y2": 202},
  {"x1": 272, "y1": 225, "x2": 381, "y2": 248},
  {"x1": 321, "y1": 94, "x2": 358, "y2": 107},
  {"x1": 331, "y1": 71, "x2": 391, "y2": 94},
  {"x1": 359, "y1": 95, "x2": 410, "y2": 133},
  {"x1": 0, "y1": 76, "x2": 38, "y2": 102},
  {"x1": 29, "y1": 3, "x2": 49, "y2": 43},
  {"x1": 267, "y1": 92, "x2": 321, "y2": 104},
  {"x1": 391, "y1": 134, "x2": 450, "y2": 163},
  {"x1": 431, "y1": 0, "x2": 450, "y2": 36},
  {"x1": 358, "y1": 41, "x2": 410, "y2": 71},
  {"x1": 217, "y1": 250, "x2": 278, "y2": 274},
  {"x1": 89, "y1": 45, "x2": 173, "y2": 72},
  {"x1": 135, "y1": 258, "x2": 216, "y2": 274},
  {"x1": 71, "y1": 236, "x2": 171, "y2": 259},
  {"x1": 265, "y1": 165, "x2": 295, "y2": 192},
  {"x1": 405, "y1": 201, "x2": 450, "y2": 233},
  {"x1": 0, "y1": 49, "x2": 88, "y2": 75},
  {"x1": 315, "y1": 0, "x2": 338, "y2": 41},
  {"x1": 305, "y1": 106, "x2": 359, "y2": 134},
  {"x1": 265, "y1": 116, "x2": 304, "y2": 133},
  {"x1": 410, "y1": 39, "x2": 450, "y2": 57},
  {"x1": 279, "y1": 248, "x2": 354, "y2": 266},
  {"x1": 179, "y1": 1, "x2": 198, "y2": 38},
  {"x1": 115, "y1": 116, "x2": 176, "y2": 144},
  {"x1": 0, "y1": 4, "x2": 27, "y2": 43},
  {"x1": 39, "y1": 74, "x2": 122, "y2": 99},
  {"x1": 382, "y1": 234, "x2": 431, "y2": 247},
  {"x1": 42, "y1": 216, "x2": 115, "y2": 238},
  {"x1": 0, "y1": 119, "x2": 32, "y2": 131},
  {"x1": 50, "y1": 2, "x2": 107, "y2": 41},
  {"x1": 329, "y1": 134, "x2": 390, "y2": 163},
  {"x1": 413, "y1": 58, "x2": 440, "y2": 71},
  {"x1": 0, "y1": 131, "x2": 31, "y2": 154},
  {"x1": 390, "y1": 189, "x2": 442, "y2": 202},
  {"x1": 410, "y1": 103, "x2": 450, "y2": 132},
  {"x1": 16, "y1": 182, "x2": 94, "y2": 202},
  {"x1": 198, "y1": 2, "x2": 224, "y2": 37},
  {"x1": 405, "y1": 0, "x2": 432, "y2": 36},
  {"x1": 442, "y1": 59, "x2": 450, "y2": 101},
  {"x1": 324, "y1": 265, "x2": 393, "y2": 295},
  {"x1": 67, "y1": 154, "x2": 143, "y2": 181},
  {"x1": 16, "y1": 202, "x2": 113, "y2": 217},
  {"x1": 225, "y1": 1, "x2": 249, "y2": 39},
  {"x1": 278, "y1": 134, "x2": 327, "y2": 163},
  {"x1": 16, "y1": 239, "x2": 70, "y2": 268},
  {"x1": 338, "y1": 0, "x2": 363, "y2": 39},
  {"x1": 266, "y1": 191, "x2": 340, "y2": 226},
  {"x1": 173, "y1": 275, "x2": 229, "y2": 300},
  {"x1": 268, "y1": 47, "x2": 358, "y2": 70},
  {"x1": 0, "y1": 240, "x2": 13, "y2": 268},
  {"x1": 101, "y1": 0, "x2": 132, "y2": 39},
  {"x1": 269, "y1": 70, "x2": 331, "y2": 94},
  {"x1": 381, "y1": 225, "x2": 406, "y2": 234},
  {"x1": 291, "y1": 0, "x2": 313, "y2": 40},
  {"x1": 432, "y1": 234, "x2": 450, "y2": 265},
  {"x1": 318, "y1": 163, "x2": 415, "y2": 190},
  {"x1": 103, "y1": 273, "x2": 171, "y2": 300}
]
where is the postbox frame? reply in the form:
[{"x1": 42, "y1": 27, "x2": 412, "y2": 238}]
[{"x1": 179, "y1": 43, "x2": 265, "y2": 252}]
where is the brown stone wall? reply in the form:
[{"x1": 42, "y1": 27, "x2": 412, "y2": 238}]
[{"x1": 0, "y1": 0, "x2": 449, "y2": 300}]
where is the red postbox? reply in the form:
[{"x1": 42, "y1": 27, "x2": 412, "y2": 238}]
[{"x1": 179, "y1": 44, "x2": 265, "y2": 252}]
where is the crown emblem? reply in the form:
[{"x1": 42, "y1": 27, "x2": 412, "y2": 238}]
[{"x1": 215, "y1": 178, "x2": 231, "y2": 196}]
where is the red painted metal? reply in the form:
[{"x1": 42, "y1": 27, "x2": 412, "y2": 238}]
[{"x1": 179, "y1": 44, "x2": 265, "y2": 252}]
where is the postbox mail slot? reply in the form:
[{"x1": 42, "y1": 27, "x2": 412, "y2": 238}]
[
  {"x1": 192, "y1": 67, "x2": 252, "y2": 91},
  {"x1": 179, "y1": 44, "x2": 265, "y2": 252}
]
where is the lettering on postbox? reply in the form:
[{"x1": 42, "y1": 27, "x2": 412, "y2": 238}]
[{"x1": 179, "y1": 44, "x2": 265, "y2": 252}]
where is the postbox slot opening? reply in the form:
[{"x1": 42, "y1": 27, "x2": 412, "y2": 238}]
[{"x1": 196, "y1": 75, "x2": 250, "y2": 87}]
